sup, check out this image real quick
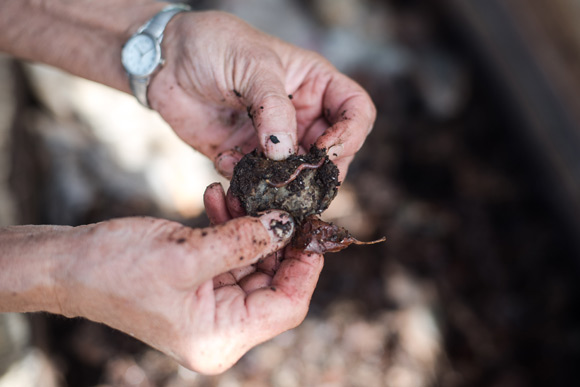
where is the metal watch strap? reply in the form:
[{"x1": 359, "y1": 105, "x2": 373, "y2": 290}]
[{"x1": 129, "y1": 4, "x2": 190, "y2": 108}]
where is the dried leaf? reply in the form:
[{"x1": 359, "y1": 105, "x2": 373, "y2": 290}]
[{"x1": 292, "y1": 216, "x2": 386, "y2": 254}]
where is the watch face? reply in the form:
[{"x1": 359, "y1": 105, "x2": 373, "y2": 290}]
[{"x1": 122, "y1": 34, "x2": 160, "y2": 77}]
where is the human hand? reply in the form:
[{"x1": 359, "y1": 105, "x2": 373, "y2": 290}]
[
  {"x1": 149, "y1": 10, "x2": 376, "y2": 180},
  {"x1": 53, "y1": 187, "x2": 322, "y2": 374}
]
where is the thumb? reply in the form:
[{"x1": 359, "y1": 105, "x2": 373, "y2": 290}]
[
  {"x1": 244, "y1": 71, "x2": 297, "y2": 160},
  {"x1": 196, "y1": 210, "x2": 295, "y2": 279}
]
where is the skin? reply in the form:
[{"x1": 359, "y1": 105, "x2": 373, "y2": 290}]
[
  {"x1": 0, "y1": 1, "x2": 376, "y2": 180},
  {"x1": 0, "y1": 203, "x2": 323, "y2": 375},
  {"x1": 0, "y1": 0, "x2": 373, "y2": 374},
  {"x1": 151, "y1": 10, "x2": 377, "y2": 180}
]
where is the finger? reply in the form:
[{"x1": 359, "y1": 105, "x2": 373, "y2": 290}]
[
  {"x1": 299, "y1": 117, "x2": 328, "y2": 151},
  {"x1": 236, "y1": 250, "x2": 282, "y2": 292},
  {"x1": 242, "y1": 248, "x2": 324, "y2": 341},
  {"x1": 242, "y1": 70, "x2": 297, "y2": 160},
  {"x1": 192, "y1": 210, "x2": 295, "y2": 280},
  {"x1": 203, "y1": 183, "x2": 231, "y2": 225},
  {"x1": 204, "y1": 183, "x2": 260, "y2": 286},
  {"x1": 299, "y1": 117, "x2": 353, "y2": 181},
  {"x1": 215, "y1": 150, "x2": 244, "y2": 180},
  {"x1": 218, "y1": 241, "x2": 282, "y2": 285},
  {"x1": 213, "y1": 264, "x2": 256, "y2": 289},
  {"x1": 213, "y1": 272, "x2": 237, "y2": 288},
  {"x1": 237, "y1": 271, "x2": 273, "y2": 293},
  {"x1": 331, "y1": 155, "x2": 354, "y2": 182},
  {"x1": 315, "y1": 73, "x2": 376, "y2": 165},
  {"x1": 270, "y1": 248, "x2": 323, "y2": 305},
  {"x1": 226, "y1": 188, "x2": 246, "y2": 219}
]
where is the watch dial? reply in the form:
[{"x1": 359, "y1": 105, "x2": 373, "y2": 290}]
[{"x1": 122, "y1": 34, "x2": 159, "y2": 77}]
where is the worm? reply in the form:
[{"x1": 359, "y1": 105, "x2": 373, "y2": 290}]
[{"x1": 266, "y1": 158, "x2": 325, "y2": 188}]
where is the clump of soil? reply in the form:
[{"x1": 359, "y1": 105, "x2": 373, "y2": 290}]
[
  {"x1": 230, "y1": 147, "x2": 385, "y2": 253},
  {"x1": 230, "y1": 146, "x2": 339, "y2": 222}
]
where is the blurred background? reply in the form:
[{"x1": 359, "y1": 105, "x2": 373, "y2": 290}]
[{"x1": 1, "y1": 0, "x2": 580, "y2": 386}]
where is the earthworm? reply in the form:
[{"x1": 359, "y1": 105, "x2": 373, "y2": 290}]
[{"x1": 266, "y1": 158, "x2": 325, "y2": 188}]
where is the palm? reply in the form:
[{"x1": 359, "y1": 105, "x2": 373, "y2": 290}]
[{"x1": 197, "y1": 249, "x2": 300, "y2": 359}]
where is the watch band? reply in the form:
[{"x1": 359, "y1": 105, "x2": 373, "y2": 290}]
[
  {"x1": 138, "y1": 4, "x2": 191, "y2": 40},
  {"x1": 128, "y1": 4, "x2": 191, "y2": 108}
]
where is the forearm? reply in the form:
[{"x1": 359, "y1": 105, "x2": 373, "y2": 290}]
[
  {"x1": 0, "y1": 225, "x2": 74, "y2": 315},
  {"x1": 0, "y1": 0, "x2": 169, "y2": 93}
]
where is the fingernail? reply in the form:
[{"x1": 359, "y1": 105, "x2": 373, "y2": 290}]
[
  {"x1": 328, "y1": 144, "x2": 344, "y2": 160},
  {"x1": 264, "y1": 133, "x2": 295, "y2": 161},
  {"x1": 259, "y1": 210, "x2": 295, "y2": 246},
  {"x1": 216, "y1": 152, "x2": 241, "y2": 179}
]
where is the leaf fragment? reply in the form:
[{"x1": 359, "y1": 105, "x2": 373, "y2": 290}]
[{"x1": 292, "y1": 216, "x2": 386, "y2": 254}]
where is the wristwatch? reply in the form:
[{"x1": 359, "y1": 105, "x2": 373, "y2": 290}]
[{"x1": 121, "y1": 4, "x2": 191, "y2": 108}]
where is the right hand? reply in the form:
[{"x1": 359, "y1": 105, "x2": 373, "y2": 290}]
[{"x1": 54, "y1": 185, "x2": 323, "y2": 374}]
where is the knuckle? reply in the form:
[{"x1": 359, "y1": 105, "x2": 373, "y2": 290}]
[
  {"x1": 238, "y1": 48, "x2": 282, "y2": 80},
  {"x1": 258, "y1": 93, "x2": 294, "y2": 114}
]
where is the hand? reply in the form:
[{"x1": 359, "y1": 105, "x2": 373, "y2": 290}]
[
  {"x1": 52, "y1": 187, "x2": 322, "y2": 374},
  {"x1": 149, "y1": 11, "x2": 376, "y2": 180}
]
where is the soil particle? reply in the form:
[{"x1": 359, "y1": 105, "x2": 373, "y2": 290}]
[
  {"x1": 176, "y1": 238, "x2": 186, "y2": 244},
  {"x1": 288, "y1": 94, "x2": 293, "y2": 100},
  {"x1": 233, "y1": 89, "x2": 241, "y2": 97},
  {"x1": 269, "y1": 219, "x2": 293, "y2": 240}
]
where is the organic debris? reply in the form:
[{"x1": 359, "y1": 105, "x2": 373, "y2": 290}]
[
  {"x1": 230, "y1": 146, "x2": 385, "y2": 253},
  {"x1": 293, "y1": 216, "x2": 386, "y2": 253}
]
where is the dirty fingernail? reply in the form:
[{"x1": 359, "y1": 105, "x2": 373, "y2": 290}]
[
  {"x1": 259, "y1": 210, "x2": 295, "y2": 246},
  {"x1": 328, "y1": 144, "x2": 344, "y2": 160},
  {"x1": 264, "y1": 133, "x2": 295, "y2": 161},
  {"x1": 216, "y1": 152, "x2": 241, "y2": 179}
]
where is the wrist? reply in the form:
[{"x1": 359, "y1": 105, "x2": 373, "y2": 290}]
[
  {"x1": 0, "y1": 225, "x2": 75, "y2": 316},
  {"x1": 0, "y1": 0, "x2": 171, "y2": 93},
  {"x1": 122, "y1": 4, "x2": 191, "y2": 108},
  {"x1": 145, "y1": 10, "x2": 187, "y2": 110}
]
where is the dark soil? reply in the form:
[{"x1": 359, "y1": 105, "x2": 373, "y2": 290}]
[{"x1": 229, "y1": 146, "x2": 339, "y2": 222}]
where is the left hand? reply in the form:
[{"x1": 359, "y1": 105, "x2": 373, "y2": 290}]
[{"x1": 149, "y1": 10, "x2": 376, "y2": 180}]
